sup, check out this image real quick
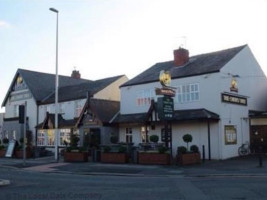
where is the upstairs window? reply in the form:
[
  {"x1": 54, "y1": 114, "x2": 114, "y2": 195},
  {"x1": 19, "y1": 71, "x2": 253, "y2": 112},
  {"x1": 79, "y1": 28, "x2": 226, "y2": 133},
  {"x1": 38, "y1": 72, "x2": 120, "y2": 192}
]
[
  {"x1": 136, "y1": 89, "x2": 155, "y2": 106},
  {"x1": 75, "y1": 100, "x2": 83, "y2": 118},
  {"x1": 177, "y1": 83, "x2": 199, "y2": 103}
]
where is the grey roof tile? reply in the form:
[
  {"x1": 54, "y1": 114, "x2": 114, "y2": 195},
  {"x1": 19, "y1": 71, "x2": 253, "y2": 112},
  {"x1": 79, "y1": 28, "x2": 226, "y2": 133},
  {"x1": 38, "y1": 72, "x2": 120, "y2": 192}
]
[{"x1": 121, "y1": 45, "x2": 247, "y2": 87}]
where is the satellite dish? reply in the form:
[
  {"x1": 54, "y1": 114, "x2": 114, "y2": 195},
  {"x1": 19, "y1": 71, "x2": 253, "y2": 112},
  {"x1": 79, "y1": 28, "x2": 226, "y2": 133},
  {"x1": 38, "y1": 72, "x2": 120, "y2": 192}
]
[{"x1": 159, "y1": 70, "x2": 171, "y2": 87}]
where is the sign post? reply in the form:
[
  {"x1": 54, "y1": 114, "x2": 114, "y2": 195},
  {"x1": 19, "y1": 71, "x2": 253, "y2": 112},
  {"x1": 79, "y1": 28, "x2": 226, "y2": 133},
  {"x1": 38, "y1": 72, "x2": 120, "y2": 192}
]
[
  {"x1": 156, "y1": 70, "x2": 176, "y2": 164},
  {"x1": 19, "y1": 102, "x2": 27, "y2": 166}
]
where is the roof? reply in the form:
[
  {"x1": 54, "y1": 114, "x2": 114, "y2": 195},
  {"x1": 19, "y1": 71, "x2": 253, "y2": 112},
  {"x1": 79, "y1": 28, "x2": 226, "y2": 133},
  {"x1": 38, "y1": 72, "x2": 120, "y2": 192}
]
[
  {"x1": 121, "y1": 45, "x2": 247, "y2": 87},
  {"x1": 2, "y1": 68, "x2": 124, "y2": 106},
  {"x1": 2, "y1": 69, "x2": 90, "y2": 107},
  {"x1": 249, "y1": 110, "x2": 267, "y2": 118},
  {"x1": 77, "y1": 98, "x2": 120, "y2": 125},
  {"x1": 113, "y1": 109, "x2": 220, "y2": 123},
  {"x1": 42, "y1": 75, "x2": 124, "y2": 104},
  {"x1": 36, "y1": 113, "x2": 78, "y2": 129}
]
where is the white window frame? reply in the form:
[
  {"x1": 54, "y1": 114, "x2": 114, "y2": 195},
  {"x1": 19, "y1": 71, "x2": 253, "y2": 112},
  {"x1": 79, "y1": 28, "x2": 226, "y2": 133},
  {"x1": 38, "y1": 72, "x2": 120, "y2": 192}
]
[
  {"x1": 136, "y1": 89, "x2": 155, "y2": 106},
  {"x1": 177, "y1": 83, "x2": 200, "y2": 104},
  {"x1": 14, "y1": 104, "x2": 19, "y2": 117},
  {"x1": 126, "y1": 128, "x2": 132, "y2": 143},
  {"x1": 37, "y1": 130, "x2": 46, "y2": 146},
  {"x1": 59, "y1": 129, "x2": 71, "y2": 146}
]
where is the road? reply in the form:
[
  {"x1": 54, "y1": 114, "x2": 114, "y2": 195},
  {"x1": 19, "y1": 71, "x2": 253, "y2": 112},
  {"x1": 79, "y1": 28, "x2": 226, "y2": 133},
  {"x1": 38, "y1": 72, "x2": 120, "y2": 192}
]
[{"x1": 1, "y1": 166, "x2": 267, "y2": 200}]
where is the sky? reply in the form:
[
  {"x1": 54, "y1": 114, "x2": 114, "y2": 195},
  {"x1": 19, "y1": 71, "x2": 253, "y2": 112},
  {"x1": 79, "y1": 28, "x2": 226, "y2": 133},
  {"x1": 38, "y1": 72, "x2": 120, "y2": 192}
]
[{"x1": 1, "y1": 0, "x2": 267, "y2": 113}]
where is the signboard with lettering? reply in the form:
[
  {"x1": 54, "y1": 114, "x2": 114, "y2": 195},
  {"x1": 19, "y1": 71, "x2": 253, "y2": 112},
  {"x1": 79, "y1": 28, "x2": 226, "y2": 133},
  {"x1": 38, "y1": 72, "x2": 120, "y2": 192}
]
[
  {"x1": 161, "y1": 128, "x2": 171, "y2": 142},
  {"x1": 5, "y1": 140, "x2": 16, "y2": 158},
  {"x1": 157, "y1": 96, "x2": 174, "y2": 120},
  {"x1": 155, "y1": 88, "x2": 176, "y2": 97},
  {"x1": 221, "y1": 93, "x2": 247, "y2": 106}
]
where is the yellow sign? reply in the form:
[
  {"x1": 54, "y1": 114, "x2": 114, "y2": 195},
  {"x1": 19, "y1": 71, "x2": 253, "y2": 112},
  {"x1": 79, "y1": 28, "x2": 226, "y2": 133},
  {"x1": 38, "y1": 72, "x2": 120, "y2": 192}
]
[{"x1": 159, "y1": 70, "x2": 171, "y2": 87}]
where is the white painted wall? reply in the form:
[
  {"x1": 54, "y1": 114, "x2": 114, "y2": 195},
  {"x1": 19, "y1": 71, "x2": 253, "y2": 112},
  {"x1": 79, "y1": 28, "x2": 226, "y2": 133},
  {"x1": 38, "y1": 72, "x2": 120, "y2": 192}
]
[
  {"x1": 4, "y1": 89, "x2": 38, "y2": 143},
  {"x1": 38, "y1": 99, "x2": 87, "y2": 123},
  {"x1": 119, "y1": 45, "x2": 267, "y2": 160}
]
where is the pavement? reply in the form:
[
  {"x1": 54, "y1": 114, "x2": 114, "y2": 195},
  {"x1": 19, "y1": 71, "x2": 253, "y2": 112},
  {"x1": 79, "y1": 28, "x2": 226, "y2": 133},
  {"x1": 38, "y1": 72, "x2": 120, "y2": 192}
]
[{"x1": 1, "y1": 154, "x2": 267, "y2": 186}]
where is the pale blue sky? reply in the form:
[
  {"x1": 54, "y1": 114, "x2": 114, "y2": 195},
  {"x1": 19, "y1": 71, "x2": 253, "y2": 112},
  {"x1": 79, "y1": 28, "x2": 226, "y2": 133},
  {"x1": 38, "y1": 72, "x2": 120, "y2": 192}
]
[{"x1": 1, "y1": 0, "x2": 267, "y2": 112}]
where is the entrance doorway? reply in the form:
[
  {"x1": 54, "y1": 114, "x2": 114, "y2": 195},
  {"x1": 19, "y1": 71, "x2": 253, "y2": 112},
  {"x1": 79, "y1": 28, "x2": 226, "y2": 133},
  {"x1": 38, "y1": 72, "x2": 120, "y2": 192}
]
[
  {"x1": 250, "y1": 126, "x2": 267, "y2": 153},
  {"x1": 83, "y1": 128, "x2": 101, "y2": 149}
]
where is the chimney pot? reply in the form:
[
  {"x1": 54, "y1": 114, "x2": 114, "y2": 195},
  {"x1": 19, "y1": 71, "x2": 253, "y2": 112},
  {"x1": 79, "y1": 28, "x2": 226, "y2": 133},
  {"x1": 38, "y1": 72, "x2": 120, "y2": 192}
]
[
  {"x1": 71, "y1": 70, "x2": 81, "y2": 79},
  {"x1": 173, "y1": 48, "x2": 189, "y2": 67}
]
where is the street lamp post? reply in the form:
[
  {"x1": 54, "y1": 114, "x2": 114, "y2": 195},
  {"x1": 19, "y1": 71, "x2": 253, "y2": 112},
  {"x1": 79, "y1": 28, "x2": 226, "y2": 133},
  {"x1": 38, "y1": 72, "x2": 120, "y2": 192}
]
[{"x1": 49, "y1": 7, "x2": 59, "y2": 161}]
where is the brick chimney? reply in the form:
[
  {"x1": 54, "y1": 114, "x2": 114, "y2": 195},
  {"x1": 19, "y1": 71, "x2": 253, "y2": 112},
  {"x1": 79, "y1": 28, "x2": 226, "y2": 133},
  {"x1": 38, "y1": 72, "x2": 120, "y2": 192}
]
[
  {"x1": 71, "y1": 70, "x2": 81, "y2": 79},
  {"x1": 173, "y1": 47, "x2": 189, "y2": 67}
]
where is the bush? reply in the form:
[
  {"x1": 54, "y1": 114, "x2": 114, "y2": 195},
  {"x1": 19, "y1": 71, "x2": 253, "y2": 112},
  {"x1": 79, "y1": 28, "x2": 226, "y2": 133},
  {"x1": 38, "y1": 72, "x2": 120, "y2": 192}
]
[
  {"x1": 149, "y1": 135, "x2": 159, "y2": 143},
  {"x1": 3, "y1": 138, "x2": 9, "y2": 145},
  {"x1": 70, "y1": 134, "x2": 79, "y2": 148},
  {"x1": 177, "y1": 146, "x2": 187, "y2": 154},
  {"x1": 103, "y1": 146, "x2": 111, "y2": 153},
  {"x1": 158, "y1": 146, "x2": 168, "y2": 154},
  {"x1": 190, "y1": 145, "x2": 199, "y2": 153},
  {"x1": 118, "y1": 146, "x2": 127, "y2": 153},
  {"x1": 182, "y1": 134, "x2": 193, "y2": 151},
  {"x1": 110, "y1": 135, "x2": 118, "y2": 144},
  {"x1": 19, "y1": 137, "x2": 24, "y2": 145},
  {"x1": 183, "y1": 134, "x2": 192, "y2": 143}
]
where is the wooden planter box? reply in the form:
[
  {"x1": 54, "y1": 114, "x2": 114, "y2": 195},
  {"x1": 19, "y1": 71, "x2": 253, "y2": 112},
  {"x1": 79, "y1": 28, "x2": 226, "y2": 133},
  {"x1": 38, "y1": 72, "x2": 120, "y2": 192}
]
[
  {"x1": 14, "y1": 150, "x2": 32, "y2": 158},
  {"x1": 0, "y1": 150, "x2": 6, "y2": 158},
  {"x1": 64, "y1": 152, "x2": 88, "y2": 162},
  {"x1": 138, "y1": 152, "x2": 170, "y2": 165},
  {"x1": 178, "y1": 152, "x2": 201, "y2": 165},
  {"x1": 101, "y1": 152, "x2": 128, "y2": 164}
]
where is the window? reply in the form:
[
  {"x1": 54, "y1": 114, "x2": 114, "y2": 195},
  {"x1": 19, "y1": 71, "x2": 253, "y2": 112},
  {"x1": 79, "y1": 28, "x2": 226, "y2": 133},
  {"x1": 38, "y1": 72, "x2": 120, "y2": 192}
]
[
  {"x1": 136, "y1": 89, "x2": 155, "y2": 106},
  {"x1": 60, "y1": 129, "x2": 70, "y2": 146},
  {"x1": 177, "y1": 83, "x2": 199, "y2": 103},
  {"x1": 14, "y1": 105, "x2": 19, "y2": 117},
  {"x1": 140, "y1": 126, "x2": 148, "y2": 143},
  {"x1": 12, "y1": 130, "x2": 16, "y2": 140},
  {"x1": 37, "y1": 130, "x2": 46, "y2": 146},
  {"x1": 47, "y1": 130, "x2": 55, "y2": 146},
  {"x1": 75, "y1": 101, "x2": 83, "y2": 117},
  {"x1": 126, "y1": 128, "x2": 132, "y2": 143}
]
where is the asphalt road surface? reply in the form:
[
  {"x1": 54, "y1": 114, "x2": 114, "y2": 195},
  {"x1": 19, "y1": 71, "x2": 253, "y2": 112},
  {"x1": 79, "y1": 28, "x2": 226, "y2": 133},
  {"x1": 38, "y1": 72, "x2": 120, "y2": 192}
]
[{"x1": 1, "y1": 166, "x2": 267, "y2": 200}]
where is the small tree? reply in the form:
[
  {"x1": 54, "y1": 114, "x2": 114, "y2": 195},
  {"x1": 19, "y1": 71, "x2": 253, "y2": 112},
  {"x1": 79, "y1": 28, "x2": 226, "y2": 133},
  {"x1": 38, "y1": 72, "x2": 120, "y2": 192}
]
[
  {"x1": 182, "y1": 134, "x2": 192, "y2": 151},
  {"x1": 110, "y1": 135, "x2": 118, "y2": 144},
  {"x1": 3, "y1": 138, "x2": 9, "y2": 146},
  {"x1": 70, "y1": 133, "x2": 79, "y2": 149},
  {"x1": 149, "y1": 135, "x2": 159, "y2": 143}
]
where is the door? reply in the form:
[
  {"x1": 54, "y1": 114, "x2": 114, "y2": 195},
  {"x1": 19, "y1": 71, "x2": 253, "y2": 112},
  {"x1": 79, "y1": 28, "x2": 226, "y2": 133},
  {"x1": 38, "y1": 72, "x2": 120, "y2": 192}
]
[{"x1": 83, "y1": 128, "x2": 101, "y2": 149}]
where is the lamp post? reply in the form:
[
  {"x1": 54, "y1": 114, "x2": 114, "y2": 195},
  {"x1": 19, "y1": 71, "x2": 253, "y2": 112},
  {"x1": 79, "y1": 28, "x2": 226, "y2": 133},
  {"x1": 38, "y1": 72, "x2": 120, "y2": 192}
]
[{"x1": 49, "y1": 7, "x2": 59, "y2": 161}]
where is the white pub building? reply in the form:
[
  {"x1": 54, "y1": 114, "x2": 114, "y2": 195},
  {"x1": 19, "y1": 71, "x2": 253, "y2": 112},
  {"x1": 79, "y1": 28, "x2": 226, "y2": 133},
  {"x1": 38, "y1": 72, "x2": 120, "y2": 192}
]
[{"x1": 114, "y1": 45, "x2": 267, "y2": 159}]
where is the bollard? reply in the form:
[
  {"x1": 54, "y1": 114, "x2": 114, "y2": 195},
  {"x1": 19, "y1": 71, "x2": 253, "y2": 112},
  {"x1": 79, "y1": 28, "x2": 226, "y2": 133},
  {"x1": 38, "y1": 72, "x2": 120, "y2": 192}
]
[
  {"x1": 259, "y1": 146, "x2": 263, "y2": 167},
  {"x1": 202, "y1": 145, "x2": 205, "y2": 163}
]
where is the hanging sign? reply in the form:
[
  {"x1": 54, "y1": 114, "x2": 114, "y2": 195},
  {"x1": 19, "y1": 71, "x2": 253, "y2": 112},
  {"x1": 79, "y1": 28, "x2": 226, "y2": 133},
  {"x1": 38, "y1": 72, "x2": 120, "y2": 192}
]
[{"x1": 157, "y1": 96, "x2": 174, "y2": 120}]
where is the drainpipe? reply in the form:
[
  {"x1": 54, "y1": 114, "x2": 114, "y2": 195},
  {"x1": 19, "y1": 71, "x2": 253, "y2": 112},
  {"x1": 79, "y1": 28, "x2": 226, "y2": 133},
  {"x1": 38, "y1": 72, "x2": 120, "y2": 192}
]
[{"x1": 207, "y1": 119, "x2": 211, "y2": 160}]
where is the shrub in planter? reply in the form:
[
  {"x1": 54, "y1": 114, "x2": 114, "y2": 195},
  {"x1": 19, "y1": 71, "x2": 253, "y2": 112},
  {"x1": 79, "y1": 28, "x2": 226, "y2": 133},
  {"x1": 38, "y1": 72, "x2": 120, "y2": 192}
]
[
  {"x1": 177, "y1": 146, "x2": 187, "y2": 155},
  {"x1": 110, "y1": 135, "x2": 118, "y2": 144},
  {"x1": 183, "y1": 134, "x2": 192, "y2": 151},
  {"x1": 190, "y1": 145, "x2": 199, "y2": 153},
  {"x1": 0, "y1": 140, "x2": 5, "y2": 157},
  {"x1": 118, "y1": 145, "x2": 127, "y2": 153},
  {"x1": 3, "y1": 138, "x2": 9, "y2": 146},
  {"x1": 64, "y1": 133, "x2": 88, "y2": 162},
  {"x1": 101, "y1": 145, "x2": 128, "y2": 163},
  {"x1": 158, "y1": 146, "x2": 168, "y2": 154},
  {"x1": 103, "y1": 146, "x2": 111, "y2": 153},
  {"x1": 149, "y1": 135, "x2": 159, "y2": 143}
]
